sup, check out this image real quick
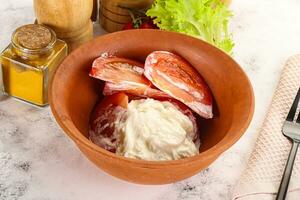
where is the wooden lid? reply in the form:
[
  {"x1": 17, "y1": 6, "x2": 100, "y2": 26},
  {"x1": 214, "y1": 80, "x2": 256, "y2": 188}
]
[{"x1": 15, "y1": 24, "x2": 52, "y2": 49}]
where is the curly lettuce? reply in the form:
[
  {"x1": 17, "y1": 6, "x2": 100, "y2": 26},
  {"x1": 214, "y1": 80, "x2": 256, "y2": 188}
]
[{"x1": 146, "y1": 0, "x2": 234, "y2": 54}]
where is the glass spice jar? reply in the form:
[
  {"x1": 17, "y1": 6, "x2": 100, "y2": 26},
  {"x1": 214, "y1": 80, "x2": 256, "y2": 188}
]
[{"x1": 0, "y1": 24, "x2": 67, "y2": 106}]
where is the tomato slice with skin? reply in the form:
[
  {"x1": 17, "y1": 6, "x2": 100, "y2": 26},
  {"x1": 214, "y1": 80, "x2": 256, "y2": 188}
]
[
  {"x1": 90, "y1": 56, "x2": 149, "y2": 86},
  {"x1": 103, "y1": 82, "x2": 170, "y2": 98},
  {"x1": 90, "y1": 92, "x2": 128, "y2": 123},
  {"x1": 89, "y1": 93, "x2": 128, "y2": 152},
  {"x1": 144, "y1": 51, "x2": 213, "y2": 119},
  {"x1": 90, "y1": 56, "x2": 168, "y2": 98}
]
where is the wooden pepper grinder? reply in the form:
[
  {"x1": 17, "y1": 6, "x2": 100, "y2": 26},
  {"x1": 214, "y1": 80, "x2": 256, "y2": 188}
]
[{"x1": 34, "y1": 0, "x2": 94, "y2": 52}]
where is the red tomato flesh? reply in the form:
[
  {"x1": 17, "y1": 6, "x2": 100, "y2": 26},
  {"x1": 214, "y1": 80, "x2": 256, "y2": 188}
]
[
  {"x1": 103, "y1": 82, "x2": 170, "y2": 98},
  {"x1": 90, "y1": 56, "x2": 169, "y2": 98},
  {"x1": 89, "y1": 93, "x2": 128, "y2": 152},
  {"x1": 144, "y1": 51, "x2": 213, "y2": 119}
]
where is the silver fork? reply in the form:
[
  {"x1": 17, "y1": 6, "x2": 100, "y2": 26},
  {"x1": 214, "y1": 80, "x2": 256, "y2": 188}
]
[{"x1": 276, "y1": 87, "x2": 300, "y2": 200}]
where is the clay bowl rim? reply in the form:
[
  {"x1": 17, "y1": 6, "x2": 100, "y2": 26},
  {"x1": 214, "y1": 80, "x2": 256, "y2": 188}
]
[{"x1": 49, "y1": 29, "x2": 255, "y2": 167}]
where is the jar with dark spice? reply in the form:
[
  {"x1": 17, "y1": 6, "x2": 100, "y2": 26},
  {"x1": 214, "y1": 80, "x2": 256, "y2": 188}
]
[{"x1": 0, "y1": 24, "x2": 68, "y2": 106}]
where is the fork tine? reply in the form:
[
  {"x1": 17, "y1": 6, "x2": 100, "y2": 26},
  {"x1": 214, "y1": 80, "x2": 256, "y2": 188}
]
[{"x1": 286, "y1": 87, "x2": 300, "y2": 121}]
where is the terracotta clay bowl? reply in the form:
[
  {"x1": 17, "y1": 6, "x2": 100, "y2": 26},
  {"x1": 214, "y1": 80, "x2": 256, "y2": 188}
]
[{"x1": 49, "y1": 29, "x2": 254, "y2": 185}]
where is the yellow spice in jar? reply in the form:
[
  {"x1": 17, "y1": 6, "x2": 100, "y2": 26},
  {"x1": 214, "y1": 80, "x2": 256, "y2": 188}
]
[{"x1": 0, "y1": 24, "x2": 67, "y2": 106}]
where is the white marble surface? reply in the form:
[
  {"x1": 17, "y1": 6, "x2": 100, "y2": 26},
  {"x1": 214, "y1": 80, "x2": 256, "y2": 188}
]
[{"x1": 1, "y1": 0, "x2": 300, "y2": 199}]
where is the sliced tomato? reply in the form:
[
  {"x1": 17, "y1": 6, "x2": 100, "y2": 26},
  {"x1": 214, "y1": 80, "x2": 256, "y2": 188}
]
[
  {"x1": 90, "y1": 56, "x2": 170, "y2": 98},
  {"x1": 90, "y1": 56, "x2": 149, "y2": 86},
  {"x1": 144, "y1": 51, "x2": 213, "y2": 119},
  {"x1": 89, "y1": 93, "x2": 128, "y2": 152},
  {"x1": 95, "y1": 92, "x2": 128, "y2": 110},
  {"x1": 103, "y1": 82, "x2": 170, "y2": 98}
]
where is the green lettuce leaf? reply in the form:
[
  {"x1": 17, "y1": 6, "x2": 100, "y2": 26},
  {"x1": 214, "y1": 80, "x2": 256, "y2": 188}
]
[{"x1": 146, "y1": 0, "x2": 234, "y2": 54}]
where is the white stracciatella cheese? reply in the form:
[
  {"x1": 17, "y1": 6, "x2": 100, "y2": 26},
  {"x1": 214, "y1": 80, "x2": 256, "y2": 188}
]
[{"x1": 115, "y1": 99, "x2": 199, "y2": 161}]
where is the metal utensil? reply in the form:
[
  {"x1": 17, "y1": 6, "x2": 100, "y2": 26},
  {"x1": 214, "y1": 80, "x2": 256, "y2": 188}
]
[{"x1": 276, "y1": 87, "x2": 300, "y2": 200}]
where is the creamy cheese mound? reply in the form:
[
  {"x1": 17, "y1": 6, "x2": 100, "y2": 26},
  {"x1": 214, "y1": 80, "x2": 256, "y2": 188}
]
[{"x1": 115, "y1": 99, "x2": 199, "y2": 161}]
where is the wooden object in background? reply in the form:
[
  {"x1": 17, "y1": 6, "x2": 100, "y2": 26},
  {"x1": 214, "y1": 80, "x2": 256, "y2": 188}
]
[
  {"x1": 34, "y1": 0, "x2": 94, "y2": 52},
  {"x1": 91, "y1": 0, "x2": 98, "y2": 22},
  {"x1": 99, "y1": 0, "x2": 153, "y2": 32}
]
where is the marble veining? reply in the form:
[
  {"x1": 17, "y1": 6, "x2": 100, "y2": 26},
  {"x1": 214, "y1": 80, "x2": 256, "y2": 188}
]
[{"x1": 1, "y1": 0, "x2": 300, "y2": 199}]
